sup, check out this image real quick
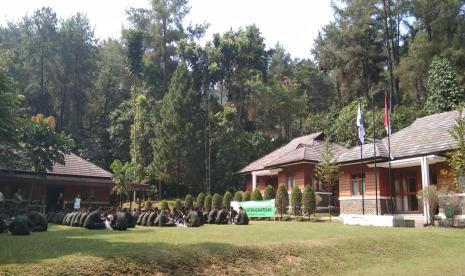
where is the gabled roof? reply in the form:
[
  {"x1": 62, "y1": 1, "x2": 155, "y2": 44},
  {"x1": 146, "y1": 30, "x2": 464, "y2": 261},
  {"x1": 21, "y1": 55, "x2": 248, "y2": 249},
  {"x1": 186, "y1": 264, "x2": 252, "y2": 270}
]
[
  {"x1": 50, "y1": 153, "x2": 112, "y2": 179},
  {"x1": 337, "y1": 110, "x2": 460, "y2": 164},
  {"x1": 239, "y1": 132, "x2": 347, "y2": 173},
  {"x1": 238, "y1": 132, "x2": 325, "y2": 174},
  {"x1": 1, "y1": 152, "x2": 112, "y2": 179},
  {"x1": 266, "y1": 141, "x2": 347, "y2": 168},
  {"x1": 383, "y1": 110, "x2": 458, "y2": 159}
]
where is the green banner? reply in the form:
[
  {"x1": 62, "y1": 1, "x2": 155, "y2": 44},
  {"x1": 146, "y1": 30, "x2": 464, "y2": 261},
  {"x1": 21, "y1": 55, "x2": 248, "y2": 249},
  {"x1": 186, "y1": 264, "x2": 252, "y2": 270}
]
[{"x1": 232, "y1": 199, "x2": 275, "y2": 218}]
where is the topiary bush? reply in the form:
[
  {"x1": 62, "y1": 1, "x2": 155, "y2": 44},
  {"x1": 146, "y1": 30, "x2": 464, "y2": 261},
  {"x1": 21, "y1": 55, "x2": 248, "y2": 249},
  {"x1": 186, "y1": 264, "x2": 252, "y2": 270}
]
[
  {"x1": 302, "y1": 185, "x2": 316, "y2": 219},
  {"x1": 160, "y1": 200, "x2": 169, "y2": 210},
  {"x1": 252, "y1": 188, "x2": 263, "y2": 200},
  {"x1": 276, "y1": 184, "x2": 289, "y2": 219},
  {"x1": 234, "y1": 191, "x2": 243, "y2": 202},
  {"x1": 196, "y1": 193, "x2": 205, "y2": 209},
  {"x1": 212, "y1": 193, "x2": 223, "y2": 209},
  {"x1": 243, "y1": 191, "x2": 251, "y2": 201},
  {"x1": 185, "y1": 194, "x2": 194, "y2": 209},
  {"x1": 290, "y1": 186, "x2": 302, "y2": 216},
  {"x1": 204, "y1": 194, "x2": 212, "y2": 211},
  {"x1": 264, "y1": 185, "x2": 275, "y2": 200},
  {"x1": 223, "y1": 191, "x2": 233, "y2": 208},
  {"x1": 144, "y1": 200, "x2": 152, "y2": 210},
  {"x1": 174, "y1": 198, "x2": 182, "y2": 210}
]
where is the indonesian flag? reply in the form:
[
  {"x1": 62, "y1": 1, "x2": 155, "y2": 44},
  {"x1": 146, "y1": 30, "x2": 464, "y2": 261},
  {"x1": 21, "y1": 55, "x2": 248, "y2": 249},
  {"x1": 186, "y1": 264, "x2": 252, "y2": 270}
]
[
  {"x1": 384, "y1": 94, "x2": 391, "y2": 136},
  {"x1": 357, "y1": 103, "x2": 365, "y2": 144}
]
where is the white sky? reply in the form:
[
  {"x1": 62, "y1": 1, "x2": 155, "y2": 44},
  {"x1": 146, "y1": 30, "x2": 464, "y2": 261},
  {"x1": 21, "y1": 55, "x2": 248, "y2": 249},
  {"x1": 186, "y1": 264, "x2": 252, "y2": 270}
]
[{"x1": 0, "y1": 0, "x2": 333, "y2": 59}]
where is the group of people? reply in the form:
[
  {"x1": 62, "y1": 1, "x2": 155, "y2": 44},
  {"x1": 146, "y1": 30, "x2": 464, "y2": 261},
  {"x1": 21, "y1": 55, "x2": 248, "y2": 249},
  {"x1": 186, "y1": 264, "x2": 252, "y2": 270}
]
[
  {"x1": 47, "y1": 207, "x2": 134, "y2": 230},
  {"x1": 1, "y1": 203, "x2": 249, "y2": 235},
  {"x1": 0, "y1": 208, "x2": 48, "y2": 235},
  {"x1": 134, "y1": 206, "x2": 249, "y2": 227}
]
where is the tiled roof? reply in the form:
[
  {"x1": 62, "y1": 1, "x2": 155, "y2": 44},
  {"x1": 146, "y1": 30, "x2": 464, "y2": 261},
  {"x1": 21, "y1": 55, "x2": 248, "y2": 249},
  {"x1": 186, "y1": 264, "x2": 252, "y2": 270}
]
[
  {"x1": 238, "y1": 132, "x2": 324, "y2": 173},
  {"x1": 238, "y1": 132, "x2": 347, "y2": 173},
  {"x1": 337, "y1": 141, "x2": 390, "y2": 163},
  {"x1": 266, "y1": 141, "x2": 347, "y2": 168},
  {"x1": 49, "y1": 153, "x2": 112, "y2": 178},
  {"x1": 337, "y1": 110, "x2": 460, "y2": 164}
]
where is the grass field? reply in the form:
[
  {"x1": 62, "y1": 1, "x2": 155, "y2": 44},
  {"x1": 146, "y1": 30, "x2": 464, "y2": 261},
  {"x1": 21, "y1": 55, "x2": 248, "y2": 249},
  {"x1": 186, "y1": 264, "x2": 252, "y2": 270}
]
[{"x1": 1, "y1": 221, "x2": 465, "y2": 275}]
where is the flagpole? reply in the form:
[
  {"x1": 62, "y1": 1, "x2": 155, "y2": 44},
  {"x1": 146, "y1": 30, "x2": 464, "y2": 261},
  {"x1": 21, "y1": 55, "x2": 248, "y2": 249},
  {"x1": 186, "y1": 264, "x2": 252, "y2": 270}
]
[
  {"x1": 386, "y1": 91, "x2": 394, "y2": 214},
  {"x1": 360, "y1": 141, "x2": 365, "y2": 215},
  {"x1": 373, "y1": 94, "x2": 378, "y2": 215}
]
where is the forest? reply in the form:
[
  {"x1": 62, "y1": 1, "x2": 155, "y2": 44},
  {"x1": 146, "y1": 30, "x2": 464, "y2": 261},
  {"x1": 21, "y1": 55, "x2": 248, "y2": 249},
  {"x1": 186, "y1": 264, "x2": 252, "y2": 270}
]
[{"x1": 1, "y1": 0, "x2": 465, "y2": 198}]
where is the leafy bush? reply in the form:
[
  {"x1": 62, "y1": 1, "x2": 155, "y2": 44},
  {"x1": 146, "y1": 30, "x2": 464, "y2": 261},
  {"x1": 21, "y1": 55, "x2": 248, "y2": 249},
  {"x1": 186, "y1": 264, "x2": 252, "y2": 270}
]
[
  {"x1": 160, "y1": 200, "x2": 169, "y2": 210},
  {"x1": 264, "y1": 185, "x2": 275, "y2": 200},
  {"x1": 252, "y1": 188, "x2": 263, "y2": 200},
  {"x1": 276, "y1": 184, "x2": 289, "y2": 219},
  {"x1": 204, "y1": 195, "x2": 212, "y2": 211},
  {"x1": 212, "y1": 193, "x2": 223, "y2": 209},
  {"x1": 196, "y1": 193, "x2": 205, "y2": 209},
  {"x1": 174, "y1": 198, "x2": 182, "y2": 210},
  {"x1": 223, "y1": 191, "x2": 233, "y2": 208},
  {"x1": 302, "y1": 185, "x2": 316, "y2": 219},
  {"x1": 290, "y1": 186, "x2": 302, "y2": 216},
  {"x1": 184, "y1": 194, "x2": 194, "y2": 209},
  {"x1": 243, "y1": 191, "x2": 251, "y2": 201},
  {"x1": 234, "y1": 191, "x2": 243, "y2": 202},
  {"x1": 144, "y1": 200, "x2": 152, "y2": 210}
]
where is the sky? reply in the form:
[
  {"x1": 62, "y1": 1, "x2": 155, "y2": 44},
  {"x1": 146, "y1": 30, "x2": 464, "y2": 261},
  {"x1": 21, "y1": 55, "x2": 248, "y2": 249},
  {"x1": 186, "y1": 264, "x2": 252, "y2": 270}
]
[{"x1": 0, "y1": 0, "x2": 334, "y2": 59}]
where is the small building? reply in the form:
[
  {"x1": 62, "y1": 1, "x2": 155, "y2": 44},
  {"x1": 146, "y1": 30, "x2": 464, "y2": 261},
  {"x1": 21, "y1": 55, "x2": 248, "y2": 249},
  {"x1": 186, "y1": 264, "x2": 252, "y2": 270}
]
[
  {"x1": 0, "y1": 153, "x2": 114, "y2": 212},
  {"x1": 337, "y1": 110, "x2": 461, "y2": 227},
  {"x1": 238, "y1": 132, "x2": 346, "y2": 208}
]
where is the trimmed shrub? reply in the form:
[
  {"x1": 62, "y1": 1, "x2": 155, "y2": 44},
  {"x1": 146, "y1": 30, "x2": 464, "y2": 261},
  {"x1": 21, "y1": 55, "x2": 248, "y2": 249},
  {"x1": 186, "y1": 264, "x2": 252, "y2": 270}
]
[
  {"x1": 243, "y1": 191, "x2": 252, "y2": 201},
  {"x1": 144, "y1": 200, "x2": 152, "y2": 210},
  {"x1": 290, "y1": 186, "x2": 302, "y2": 216},
  {"x1": 174, "y1": 198, "x2": 182, "y2": 210},
  {"x1": 196, "y1": 193, "x2": 205, "y2": 209},
  {"x1": 234, "y1": 191, "x2": 243, "y2": 202},
  {"x1": 264, "y1": 185, "x2": 275, "y2": 200},
  {"x1": 212, "y1": 193, "x2": 223, "y2": 209},
  {"x1": 185, "y1": 194, "x2": 194, "y2": 209},
  {"x1": 302, "y1": 185, "x2": 316, "y2": 219},
  {"x1": 276, "y1": 184, "x2": 289, "y2": 219},
  {"x1": 223, "y1": 191, "x2": 233, "y2": 208},
  {"x1": 252, "y1": 188, "x2": 263, "y2": 201},
  {"x1": 204, "y1": 194, "x2": 212, "y2": 211},
  {"x1": 160, "y1": 200, "x2": 169, "y2": 210}
]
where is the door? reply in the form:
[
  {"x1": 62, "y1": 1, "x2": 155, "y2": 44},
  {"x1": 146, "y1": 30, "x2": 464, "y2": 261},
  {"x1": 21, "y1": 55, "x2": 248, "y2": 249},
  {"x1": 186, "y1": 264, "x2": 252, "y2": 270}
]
[
  {"x1": 46, "y1": 186, "x2": 64, "y2": 212},
  {"x1": 394, "y1": 173, "x2": 418, "y2": 212}
]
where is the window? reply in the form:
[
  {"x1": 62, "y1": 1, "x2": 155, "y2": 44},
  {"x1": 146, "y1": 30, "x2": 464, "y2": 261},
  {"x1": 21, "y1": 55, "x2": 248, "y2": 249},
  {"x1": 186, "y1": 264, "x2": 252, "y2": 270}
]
[
  {"x1": 351, "y1": 173, "x2": 365, "y2": 196},
  {"x1": 287, "y1": 177, "x2": 295, "y2": 191}
]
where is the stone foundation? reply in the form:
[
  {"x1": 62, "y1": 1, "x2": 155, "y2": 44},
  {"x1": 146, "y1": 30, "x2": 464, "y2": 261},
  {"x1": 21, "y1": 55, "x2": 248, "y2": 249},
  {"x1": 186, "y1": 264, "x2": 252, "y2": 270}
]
[{"x1": 340, "y1": 199, "x2": 383, "y2": 215}]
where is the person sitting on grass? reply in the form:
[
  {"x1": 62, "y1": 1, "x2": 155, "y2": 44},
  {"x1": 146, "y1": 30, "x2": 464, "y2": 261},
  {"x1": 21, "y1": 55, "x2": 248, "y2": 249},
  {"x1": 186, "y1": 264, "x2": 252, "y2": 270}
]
[
  {"x1": 72, "y1": 209, "x2": 83, "y2": 227},
  {"x1": 83, "y1": 208, "x2": 106, "y2": 230},
  {"x1": 236, "y1": 207, "x2": 249, "y2": 225},
  {"x1": 229, "y1": 207, "x2": 238, "y2": 224},
  {"x1": 215, "y1": 207, "x2": 228, "y2": 224},
  {"x1": 141, "y1": 209, "x2": 152, "y2": 226},
  {"x1": 8, "y1": 209, "x2": 33, "y2": 235},
  {"x1": 126, "y1": 208, "x2": 136, "y2": 228},
  {"x1": 110, "y1": 208, "x2": 128, "y2": 231},
  {"x1": 0, "y1": 213, "x2": 8, "y2": 233},
  {"x1": 197, "y1": 208, "x2": 205, "y2": 226},
  {"x1": 79, "y1": 208, "x2": 91, "y2": 227},
  {"x1": 186, "y1": 208, "x2": 200, "y2": 227},
  {"x1": 159, "y1": 209, "x2": 176, "y2": 227},
  {"x1": 207, "y1": 208, "x2": 218, "y2": 224},
  {"x1": 136, "y1": 210, "x2": 146, "y2": 226},
  {"x1": 28, "y1": 210, "x2": 48, "y2": 232}
]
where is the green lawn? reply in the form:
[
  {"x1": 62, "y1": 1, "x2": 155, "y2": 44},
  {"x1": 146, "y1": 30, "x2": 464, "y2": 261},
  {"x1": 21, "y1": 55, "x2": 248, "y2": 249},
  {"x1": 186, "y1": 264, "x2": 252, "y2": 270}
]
[{"x1": 1, "y1": 221, "x2": 464, "y2": 275}]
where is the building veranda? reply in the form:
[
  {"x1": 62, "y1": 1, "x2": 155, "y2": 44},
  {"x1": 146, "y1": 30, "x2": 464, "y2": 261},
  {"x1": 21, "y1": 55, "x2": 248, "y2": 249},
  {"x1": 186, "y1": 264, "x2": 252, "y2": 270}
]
[{"x1": 239, "y1": 110, "x2": 465, "y2": 227}]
